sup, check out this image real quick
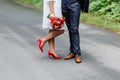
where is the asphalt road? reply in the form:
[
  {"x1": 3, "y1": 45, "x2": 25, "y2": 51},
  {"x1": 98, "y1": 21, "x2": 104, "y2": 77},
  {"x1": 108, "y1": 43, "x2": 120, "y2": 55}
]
[{"x1": 0, "y1": 0, "x2": 120, "y2": 80}]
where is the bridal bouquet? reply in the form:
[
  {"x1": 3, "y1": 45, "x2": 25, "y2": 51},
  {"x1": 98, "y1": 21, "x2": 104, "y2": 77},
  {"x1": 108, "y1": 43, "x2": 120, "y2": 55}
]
[{"x1": 47, "y1": 14, "x2": 65, "y2": 30}]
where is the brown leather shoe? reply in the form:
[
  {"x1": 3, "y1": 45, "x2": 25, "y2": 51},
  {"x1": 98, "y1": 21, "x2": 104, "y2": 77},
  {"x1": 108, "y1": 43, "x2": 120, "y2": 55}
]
[
  {"x1": 65, "y1": 53, "x2": 75, "y2": 60},
  {"x1": 75, "y1": 55, "x2": 82, "y2": 63}
]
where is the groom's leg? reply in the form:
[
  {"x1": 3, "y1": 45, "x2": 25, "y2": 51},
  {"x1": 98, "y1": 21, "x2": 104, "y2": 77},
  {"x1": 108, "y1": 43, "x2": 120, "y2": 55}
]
[
  {"x1": 68, "y1": 2, "x2": 81, "y2": 55},
  {"x1": 62, "y1": 1, "x2": 81, "y2": 55},
  {"x1": 62, "y1": 1, "x2": 74, "y2": 53}
]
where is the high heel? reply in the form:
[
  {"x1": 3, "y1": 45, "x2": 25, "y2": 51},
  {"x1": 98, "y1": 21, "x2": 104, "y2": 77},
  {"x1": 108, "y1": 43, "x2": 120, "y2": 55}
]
[
  {"x1": 37, "y1": 38, "x2": 44, "y2": 53},
  {"x1": 48, "y1": 51, "x2": 62, "y2": 59}
]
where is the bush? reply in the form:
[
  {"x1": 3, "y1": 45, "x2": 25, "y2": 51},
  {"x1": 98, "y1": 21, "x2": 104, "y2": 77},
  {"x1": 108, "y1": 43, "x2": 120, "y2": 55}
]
[{"x1": 89, "y1": 0, "x2": 120, "y2": 22}]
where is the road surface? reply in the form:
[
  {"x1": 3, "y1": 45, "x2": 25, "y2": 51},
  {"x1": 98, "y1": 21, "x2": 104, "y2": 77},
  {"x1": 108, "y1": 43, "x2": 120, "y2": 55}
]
[{"x1": 0, "y1": 0, "x2": 120, "y2": 80}]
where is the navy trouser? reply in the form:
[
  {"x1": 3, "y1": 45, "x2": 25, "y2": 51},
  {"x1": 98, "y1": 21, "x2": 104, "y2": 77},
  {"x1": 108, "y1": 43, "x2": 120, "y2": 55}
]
[{"x1": 62, "y1": 0, "x2": 81, "y2": 55}]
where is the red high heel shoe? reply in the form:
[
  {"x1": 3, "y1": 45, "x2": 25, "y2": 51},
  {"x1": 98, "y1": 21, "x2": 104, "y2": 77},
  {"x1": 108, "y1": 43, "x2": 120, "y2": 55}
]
[
  {"x1": 48, "y1": 51, "x2": 62, "y2": 59},
  {"x1": 37, "y1": 38, "x2": 44, "y2": 53}
]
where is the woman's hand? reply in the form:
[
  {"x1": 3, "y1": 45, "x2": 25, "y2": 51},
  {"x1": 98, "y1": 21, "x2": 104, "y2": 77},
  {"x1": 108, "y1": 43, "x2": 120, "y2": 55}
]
[
  {"x1": 49, "y1": 13, "x2": 55, "y2": 18},
  {"x1": 47, "y1": 13, "x2": 55, "y2": 19}
]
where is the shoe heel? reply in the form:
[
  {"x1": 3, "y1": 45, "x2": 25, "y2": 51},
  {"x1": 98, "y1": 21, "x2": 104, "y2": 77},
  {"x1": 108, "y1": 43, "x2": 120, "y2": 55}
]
[
  {"x1": 36, "y1": 39, "x2": 39, "y2": 43},
  {"x1": 36, "y1": 38, "x2": 44, "y2": 53},
  {"x1": 48, "y1": 53, "x2": 50, "y2": 58}
]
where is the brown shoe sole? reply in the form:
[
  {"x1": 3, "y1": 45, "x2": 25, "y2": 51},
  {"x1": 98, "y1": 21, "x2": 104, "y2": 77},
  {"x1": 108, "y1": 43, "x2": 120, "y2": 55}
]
[
  {"x1": 64, "y1": 57, "x2": 75, "y2": 60},
  {"x1": 75, "y1": 60, "x2": 82, "y2": 63}
]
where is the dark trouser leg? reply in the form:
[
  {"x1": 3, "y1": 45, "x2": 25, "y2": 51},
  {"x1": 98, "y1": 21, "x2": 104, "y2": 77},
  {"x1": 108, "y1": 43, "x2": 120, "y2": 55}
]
[
  {"x1": 62, "y1": 2, "x2": 74, "y2": 54},
  {"x1": 62, "y1": 2, "x2": 81, "y2": 55}
]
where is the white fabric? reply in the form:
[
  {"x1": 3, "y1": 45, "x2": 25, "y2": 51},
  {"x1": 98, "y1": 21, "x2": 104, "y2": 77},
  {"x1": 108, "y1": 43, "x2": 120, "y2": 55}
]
[{"x1": 42, "y1": 0, "x2": 63, "y2": 29}]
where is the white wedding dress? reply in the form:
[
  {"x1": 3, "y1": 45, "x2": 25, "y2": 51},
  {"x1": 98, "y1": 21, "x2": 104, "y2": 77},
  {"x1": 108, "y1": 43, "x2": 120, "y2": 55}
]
[{"x1": 42, "y1": 0, "x2": 63, "y2": 29}]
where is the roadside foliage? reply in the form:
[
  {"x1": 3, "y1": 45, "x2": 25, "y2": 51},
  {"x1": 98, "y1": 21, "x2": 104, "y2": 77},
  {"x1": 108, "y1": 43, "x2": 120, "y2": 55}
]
[{"x1": 90, "y1": 0, "x2": 120, "y2": 22}]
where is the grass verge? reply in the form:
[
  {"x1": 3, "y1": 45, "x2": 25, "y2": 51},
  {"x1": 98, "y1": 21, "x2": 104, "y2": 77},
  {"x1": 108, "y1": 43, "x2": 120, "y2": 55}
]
[
  {"x1": 15, "y1": 0, "x2": 43, "y2": 9},
  {"x1": 81, "y1": 13, "x2": 120, "y2": 33}
]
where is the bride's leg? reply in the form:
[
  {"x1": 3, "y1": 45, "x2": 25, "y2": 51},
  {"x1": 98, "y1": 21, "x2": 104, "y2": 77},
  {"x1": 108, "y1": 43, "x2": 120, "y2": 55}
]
[
  {"x1": 42, "y1": 29, "x2": 64, "y2": 47},
  {"x1": 48, "y1": 30, "x2": 55, "y2": 53},
  {"x1": 47, "y1": 29, "x2": 64, "y2": 58},
  {"x1": 48, "y1": 30, "x2": 58, "y2": 56},
  {"x1": 39, "y1": 29, "x2": 64, "y2": 53},
  {"x1": 48, "y1": 38, "x2": 55, "y2": 52}
]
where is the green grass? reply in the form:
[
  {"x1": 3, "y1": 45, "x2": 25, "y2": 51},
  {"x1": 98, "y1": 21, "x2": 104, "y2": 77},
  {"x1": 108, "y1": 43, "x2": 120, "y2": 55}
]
[
  {"x1": 16, "y1": 0, "x2": 43, "y2": 9},
  {"x1": 81, "y1": 13, "x2": 120, "y2": 33}
]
